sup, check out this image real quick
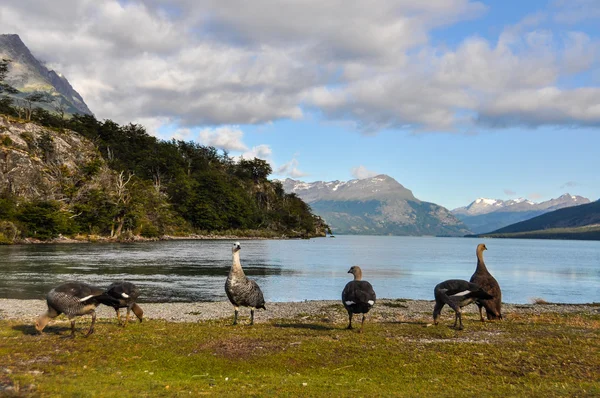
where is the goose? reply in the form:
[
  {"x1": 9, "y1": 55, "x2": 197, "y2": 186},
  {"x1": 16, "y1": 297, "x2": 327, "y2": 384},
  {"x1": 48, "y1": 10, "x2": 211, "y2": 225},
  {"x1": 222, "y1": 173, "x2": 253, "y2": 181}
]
[
  {"x1": 225, "y1": 242, "x2": 266, "y2": 325},
  {"x1": 469, "y1": 243, "x2": 503, "y2": 321},
  {"x1": 104, "y1": 281, "x2": 143, "y2": 326},
  {"x1": 433, "y1": 279, "x2": 493, "y2": 330},
  {"x1": 342, "y1": 266, "x2": 376, "y2": 332},
  {"x1": 35, "y1": 282, "x2": 119, "y2": 337}
]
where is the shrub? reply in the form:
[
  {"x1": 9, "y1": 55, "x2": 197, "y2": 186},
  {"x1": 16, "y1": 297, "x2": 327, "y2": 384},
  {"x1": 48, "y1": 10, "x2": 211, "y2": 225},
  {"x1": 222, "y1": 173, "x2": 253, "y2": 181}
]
[{"x1": 16, "y1": 200, "x2": 78, "y2": 240}]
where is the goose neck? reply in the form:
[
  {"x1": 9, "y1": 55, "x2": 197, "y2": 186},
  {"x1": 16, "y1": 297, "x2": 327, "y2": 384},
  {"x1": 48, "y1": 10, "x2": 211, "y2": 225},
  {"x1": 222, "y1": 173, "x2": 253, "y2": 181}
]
[
  {"x1": 231, "y1": 251, "x2": 245, "y2": 275},
  {"x1": 476, "y1": 250, "x2": 489, "y2": 273},
  {"x1": 353, "y1": 269, "x2": 363, "y2": 281}
]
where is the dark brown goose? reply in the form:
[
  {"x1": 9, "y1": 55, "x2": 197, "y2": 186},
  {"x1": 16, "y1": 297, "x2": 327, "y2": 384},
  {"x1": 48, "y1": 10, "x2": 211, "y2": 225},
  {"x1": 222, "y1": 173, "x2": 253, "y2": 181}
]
[
  {"x1": 342, "y1": 266, "x2": 376, "y2": 332},
  {"x1": 104, "y1": 281, "x2": 144, "y2": 326},
  {"x1": 433, "y1": 279, "x2": 493, "y2": 330},
  {"x1": 225, "y1": 242, "x2": 266, "y2": 325},
  {"x1": 35, "y1": 282, "x2": 119, "y2": 338},
  {"x1": 469, "y1": 243, "x2": 503, "y2": 321}
]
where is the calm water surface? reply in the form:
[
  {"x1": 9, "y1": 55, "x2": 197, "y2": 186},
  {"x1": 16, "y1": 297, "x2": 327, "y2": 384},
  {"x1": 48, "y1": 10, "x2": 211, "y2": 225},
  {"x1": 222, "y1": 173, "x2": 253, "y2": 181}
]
[{"x1": 0, "y1": 236, "x2": 598, "y2": 304}]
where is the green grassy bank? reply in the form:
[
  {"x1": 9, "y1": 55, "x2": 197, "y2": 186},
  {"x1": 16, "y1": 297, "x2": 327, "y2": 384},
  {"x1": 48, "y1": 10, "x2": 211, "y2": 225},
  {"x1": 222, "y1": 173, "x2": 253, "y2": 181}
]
[{"x1": 1, "y1": 311, "x2": 599, "y2": 397}]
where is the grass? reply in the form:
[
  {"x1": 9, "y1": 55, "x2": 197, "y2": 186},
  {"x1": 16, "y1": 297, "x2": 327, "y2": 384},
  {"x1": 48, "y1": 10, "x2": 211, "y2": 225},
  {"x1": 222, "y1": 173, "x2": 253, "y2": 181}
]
[{"x1": 1, "y1": 312, "x2": 599, "y2": 397}]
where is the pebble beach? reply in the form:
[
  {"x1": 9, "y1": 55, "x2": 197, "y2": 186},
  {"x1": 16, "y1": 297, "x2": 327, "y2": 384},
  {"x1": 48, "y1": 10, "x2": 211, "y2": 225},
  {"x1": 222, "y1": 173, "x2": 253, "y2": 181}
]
[{"x1": 1, "y1": 298, "x2": 597, "y2": 326}]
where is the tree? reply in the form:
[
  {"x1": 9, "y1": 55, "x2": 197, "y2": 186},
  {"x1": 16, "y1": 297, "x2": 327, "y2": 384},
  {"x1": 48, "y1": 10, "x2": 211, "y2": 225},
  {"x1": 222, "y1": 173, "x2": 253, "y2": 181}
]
[
  {"x1": 237, "y1": 158, "x2": 272, "y2": 183},
  {"x1": 18, "y1": 91, "x2": 51, "y2": 121},
  {"x1": 0, "y1": 59, "x2": 18, "y2": 95}
]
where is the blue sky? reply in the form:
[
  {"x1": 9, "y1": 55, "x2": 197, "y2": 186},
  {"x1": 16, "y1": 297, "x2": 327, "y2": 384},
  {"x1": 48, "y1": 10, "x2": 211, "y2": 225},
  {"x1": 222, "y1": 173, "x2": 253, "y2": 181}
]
[{"x1": 2, "y1": 0, "x2": 600, "y2": 209}]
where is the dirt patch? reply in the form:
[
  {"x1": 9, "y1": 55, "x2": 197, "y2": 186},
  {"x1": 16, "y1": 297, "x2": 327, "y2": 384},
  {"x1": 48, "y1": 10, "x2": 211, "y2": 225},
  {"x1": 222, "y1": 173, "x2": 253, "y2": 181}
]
[{"x1": 195, "y1": 336, "x2": 285, "y2": 360}]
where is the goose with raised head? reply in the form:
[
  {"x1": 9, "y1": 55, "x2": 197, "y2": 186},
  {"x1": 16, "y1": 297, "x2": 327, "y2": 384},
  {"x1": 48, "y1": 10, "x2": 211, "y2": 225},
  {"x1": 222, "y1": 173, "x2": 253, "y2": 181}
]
[
  {"x1": 225, "y1": 242, "x2": 266, "y2": 325},
  {"x1": 104, "y1": 281, "x2": 144, "y2": 326},
  {"x1": 342, "y1": 266, "x2": 376, "y2": 332},
  {"x1": 35, "y1": 282, "x2": 119, "y2": 338},
  {"x1": 433, "y1": 279, "x2": 493, "y2": 330},
  {"x1": 470, "y1": 243, "x2": 503, "y2": 321}
]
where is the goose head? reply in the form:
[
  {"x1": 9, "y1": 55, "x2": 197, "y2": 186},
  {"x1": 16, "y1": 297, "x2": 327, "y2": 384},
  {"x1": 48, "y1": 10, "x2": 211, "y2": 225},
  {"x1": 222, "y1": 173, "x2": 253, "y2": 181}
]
[
  {"x1": 347, "y1": 265, "x2": 363, "y2": 281},
  {"x1": 232, "y1": 242, "x2": 241, "y2": 253},
  {"x1": 35, "y1": 313, "x2": 51, "y2": 333}
]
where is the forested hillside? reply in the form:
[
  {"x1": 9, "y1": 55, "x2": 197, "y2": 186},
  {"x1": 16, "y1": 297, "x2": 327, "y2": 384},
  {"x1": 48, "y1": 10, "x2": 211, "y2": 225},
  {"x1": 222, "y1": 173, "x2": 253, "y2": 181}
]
[{"x1": 0, "y1": 61, "x2": 327, "y2": 242}]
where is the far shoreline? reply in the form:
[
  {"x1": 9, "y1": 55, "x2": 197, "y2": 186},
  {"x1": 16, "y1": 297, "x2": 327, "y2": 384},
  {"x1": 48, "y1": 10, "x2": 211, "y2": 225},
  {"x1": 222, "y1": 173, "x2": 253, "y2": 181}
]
[{"x1": 5, "y1": 233, "x2": 322, "y2": 245}]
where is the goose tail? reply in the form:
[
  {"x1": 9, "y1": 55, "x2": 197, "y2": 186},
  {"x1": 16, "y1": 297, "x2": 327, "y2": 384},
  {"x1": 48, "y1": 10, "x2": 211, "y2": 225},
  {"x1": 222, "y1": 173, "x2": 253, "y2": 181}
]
[
  {"x1": 94, "y1": 293, "x2": 122, "y2": 307},
  {"x1": 472, "y1": 290, "x2": 494, "y2": 300}
]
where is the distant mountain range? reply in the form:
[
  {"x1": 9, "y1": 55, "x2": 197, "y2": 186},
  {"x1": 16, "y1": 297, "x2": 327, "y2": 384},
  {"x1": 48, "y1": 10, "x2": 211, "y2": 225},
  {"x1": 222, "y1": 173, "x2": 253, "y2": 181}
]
[
  {"x1": 476, "y1": 199, "x2": 600, "y2": 240},
  {"x1": 452, "y1": 194, "x2": 590, "y2": 234},
  {"x1": 281, "y1": 175, "x2": 470, "y2": 236},
  {"x1": 0, "y1": 34, "x2": 92, "y2": 116}
]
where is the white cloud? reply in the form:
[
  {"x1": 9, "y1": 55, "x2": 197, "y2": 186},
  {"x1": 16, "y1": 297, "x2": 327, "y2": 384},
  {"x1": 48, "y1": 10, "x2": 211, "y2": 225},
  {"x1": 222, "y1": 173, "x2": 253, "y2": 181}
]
[
  {"x1": 276, "y1": 157, "x2": 307, "y2": 178},
  {"x1": 351, "y1": 165, "x2": 379, "y2": 179},
  {"x1": 1, "y1": 0, "x2": 599, "y2": 133},
  {"x1": 198, "y1": 126, "x2": 247, "y2": 151},
  {"x1": 241, "y1": 144, "x2": 272, "y2": 160}
]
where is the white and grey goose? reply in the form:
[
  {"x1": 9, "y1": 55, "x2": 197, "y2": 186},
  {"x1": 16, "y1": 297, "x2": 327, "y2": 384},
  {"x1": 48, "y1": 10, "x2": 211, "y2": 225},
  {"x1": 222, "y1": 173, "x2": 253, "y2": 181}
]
[
  {"x1": 225, "y1": 242, "x2": 266, "y2": 325},
  {"x1": 432, "y1": 279, "x2": 493, "y2": 330},
  {"x1": 342, "y1": 266, "x2": 376, "y2": 332},
  {"x1": 35, "y1": 282, "x2": 120, "y2": 337}
]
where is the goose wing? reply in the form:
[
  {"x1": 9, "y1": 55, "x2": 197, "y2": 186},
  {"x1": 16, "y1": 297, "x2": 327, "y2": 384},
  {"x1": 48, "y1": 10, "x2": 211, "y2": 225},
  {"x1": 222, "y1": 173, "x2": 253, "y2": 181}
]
[{"x1": 342, "y1": 281, "x2": 376, "y2": 307}]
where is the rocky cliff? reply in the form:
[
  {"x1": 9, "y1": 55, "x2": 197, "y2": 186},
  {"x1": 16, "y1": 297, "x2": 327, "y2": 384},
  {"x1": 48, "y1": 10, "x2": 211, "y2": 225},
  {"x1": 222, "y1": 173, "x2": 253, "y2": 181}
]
[
  {"x1": 0, "y1": 34, "x2": 92, "y2": 116},
  {"x1": 0, "y1": 115, "x2": 102, "y2": 200}
]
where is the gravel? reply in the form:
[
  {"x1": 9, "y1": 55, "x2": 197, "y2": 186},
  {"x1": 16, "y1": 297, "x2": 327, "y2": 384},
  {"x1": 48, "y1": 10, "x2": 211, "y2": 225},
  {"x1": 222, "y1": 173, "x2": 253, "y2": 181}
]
[{"x1": 1, "y1": 298, "x2": 597, "y2": 325}]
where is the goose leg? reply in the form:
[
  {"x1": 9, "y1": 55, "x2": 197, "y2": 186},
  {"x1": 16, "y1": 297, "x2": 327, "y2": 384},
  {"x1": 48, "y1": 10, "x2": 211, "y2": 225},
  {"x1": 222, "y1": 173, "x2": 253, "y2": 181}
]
[
  {"x1": 125, "y1": 306, "x2": 131, "y2": 327},
  {"x1": 115, "y1": 308, "x2": 121, "y2": 325},
  {"x1": 359, "y1": 314, "x2": 366, "y2": 333},
  {"x1": 346, "y1": 311, "x2": 353, "y2": 330},
  {"x1": 85, "y1": 311, "x2": 96, "y2": 337},
  {"x1": 233, "y1": 306, "x2": 239, "y2": 325},
  {"x1": 68, "y1": 320, "x2": 76, "y2": 338},
  {"x1": 250, "y1": 308, "x2": 255, "y2": 325},
  {"x1": 456, "y1": 311, "x2": 464, "y2": 330},
  {"x1": 477, "y1": 304, "x2": 485, "y2": 322},
  {"x1": 433, "y1": 301, "x2": 444, "y2": 326}
]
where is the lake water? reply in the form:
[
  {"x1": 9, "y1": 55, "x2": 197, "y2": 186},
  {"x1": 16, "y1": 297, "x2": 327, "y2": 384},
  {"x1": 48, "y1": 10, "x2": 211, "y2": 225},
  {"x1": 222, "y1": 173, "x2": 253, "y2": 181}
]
[{"x1": 0, "y1": 236, "x2": 599, "y2": 304}]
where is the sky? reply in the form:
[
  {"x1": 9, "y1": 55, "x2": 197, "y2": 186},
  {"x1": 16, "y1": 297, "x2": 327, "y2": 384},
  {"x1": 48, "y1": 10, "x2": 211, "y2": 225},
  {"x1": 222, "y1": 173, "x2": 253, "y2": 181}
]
[{"x1": 1, "y1": 0, "x2": 600, "y2": 209}]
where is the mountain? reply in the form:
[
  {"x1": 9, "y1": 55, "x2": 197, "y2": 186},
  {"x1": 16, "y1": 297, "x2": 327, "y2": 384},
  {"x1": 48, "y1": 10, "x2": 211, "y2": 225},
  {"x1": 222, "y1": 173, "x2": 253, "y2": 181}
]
[
  {"x1": 281, "y1": 175, "x2": 470, "y2": 236},
  {"x1": 476, "y1": 200, "x2": 600, "y2": 240},
  {"x1": 0, "y1": 34, "x2": 92, "y2": 116},
  {"x1": 452, "y1": 194, "x2": 590, "y2": 234}
]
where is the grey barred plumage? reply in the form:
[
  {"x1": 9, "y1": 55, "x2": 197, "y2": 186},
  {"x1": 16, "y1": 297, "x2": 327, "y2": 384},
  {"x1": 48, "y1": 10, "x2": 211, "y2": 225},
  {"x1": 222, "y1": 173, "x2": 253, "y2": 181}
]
[
  {"x1": 104, "y1": 281, "x2": 144, "y2": 326},
  {"x1": 342, "y1": 266, "x2": 376, "y2": 332},
  {"x1": 35, "y1": 282, "x2": 120, "y2": 337},
  {"x1": 225, "y1": 242, "x2": 266, "y2": 325},
  {"x1": 433, "y1": 279, "x2": 493, "y2": 330},
  {"x1": 470, "y1": 243, "x2": 503, "y2": 321}
]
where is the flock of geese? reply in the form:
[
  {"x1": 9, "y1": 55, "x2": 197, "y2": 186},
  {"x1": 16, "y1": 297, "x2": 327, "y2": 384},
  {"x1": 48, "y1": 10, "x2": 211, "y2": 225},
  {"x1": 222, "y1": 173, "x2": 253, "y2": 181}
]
[{"x1": 35, "y1": 242, "x2": 502, "y2": 337}]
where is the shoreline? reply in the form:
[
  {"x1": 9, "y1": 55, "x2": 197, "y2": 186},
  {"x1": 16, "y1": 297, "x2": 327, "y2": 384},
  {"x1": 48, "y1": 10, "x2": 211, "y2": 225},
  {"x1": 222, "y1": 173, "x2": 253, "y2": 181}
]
[
  {"x1": 1, "y1": 298, "x2": 597, "y2": 324},
  {"x1": 7, "y1": 233, "x2": 317, "y2": 245}
]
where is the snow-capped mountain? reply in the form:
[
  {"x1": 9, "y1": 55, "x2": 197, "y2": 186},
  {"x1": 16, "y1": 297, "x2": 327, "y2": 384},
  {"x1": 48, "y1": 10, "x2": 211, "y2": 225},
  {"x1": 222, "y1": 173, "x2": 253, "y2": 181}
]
[
  {"x1": 281, "y1": 174, "x2": 416, "y2": 203},
  {"x1": 452, "y1": 194, "x2": 591, "y2": 234},
  {"x1": 280, "y1": 175, "x2": 470, "y2": 237},
  {"x1": 453, "y1": 197, "x2": 535, "y2": 216}
]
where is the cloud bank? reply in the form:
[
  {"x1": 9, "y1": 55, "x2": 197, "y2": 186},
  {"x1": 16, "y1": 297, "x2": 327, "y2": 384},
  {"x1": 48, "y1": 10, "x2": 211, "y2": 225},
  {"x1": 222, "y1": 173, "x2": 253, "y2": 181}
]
[{"x1": 1, "y1": 0, "x2": 599, "y2": 133}]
